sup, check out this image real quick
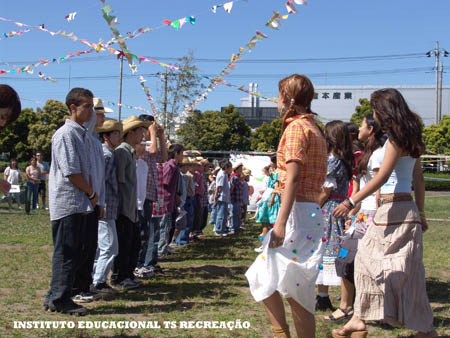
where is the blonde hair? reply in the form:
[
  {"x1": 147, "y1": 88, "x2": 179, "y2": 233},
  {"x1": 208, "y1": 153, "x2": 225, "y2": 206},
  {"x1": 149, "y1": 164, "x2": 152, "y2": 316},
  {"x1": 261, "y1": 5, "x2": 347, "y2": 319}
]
[{"x1": 278, "y1": 74, "x2": 315, "y2": 132}]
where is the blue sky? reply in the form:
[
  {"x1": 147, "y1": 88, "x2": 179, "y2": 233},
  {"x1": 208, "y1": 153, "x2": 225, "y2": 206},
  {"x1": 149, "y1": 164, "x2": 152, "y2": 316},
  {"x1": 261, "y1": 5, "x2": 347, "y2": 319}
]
[{"x1": 1, "y1": 0, "x2": 449, "y2": 120}]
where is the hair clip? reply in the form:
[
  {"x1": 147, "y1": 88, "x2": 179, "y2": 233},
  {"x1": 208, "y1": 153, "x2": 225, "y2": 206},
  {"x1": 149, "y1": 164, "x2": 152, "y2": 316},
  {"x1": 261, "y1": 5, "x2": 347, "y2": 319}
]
[{"x1": 290, "y1": 98, "x2": 295, "y2": 104}]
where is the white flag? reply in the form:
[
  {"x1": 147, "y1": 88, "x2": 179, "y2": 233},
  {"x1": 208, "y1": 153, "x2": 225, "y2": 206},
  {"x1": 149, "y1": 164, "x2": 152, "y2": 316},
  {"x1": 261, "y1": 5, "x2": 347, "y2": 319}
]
[{"x1": 223, "y1": 2, "x2": 233, "y2": 13}]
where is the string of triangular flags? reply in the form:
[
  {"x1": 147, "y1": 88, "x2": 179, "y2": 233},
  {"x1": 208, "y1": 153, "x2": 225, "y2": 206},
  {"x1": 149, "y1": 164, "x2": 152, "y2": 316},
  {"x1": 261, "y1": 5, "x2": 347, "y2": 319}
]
[
  {"x1": 138, "y1": 75, "x2": 158, "y2": 115},
  {"x1": 0, "y1": 28, "x2": 31, "y2": 40},
  {"x1": 182, "y1": 1, "x2": 306, "y2": 115}
]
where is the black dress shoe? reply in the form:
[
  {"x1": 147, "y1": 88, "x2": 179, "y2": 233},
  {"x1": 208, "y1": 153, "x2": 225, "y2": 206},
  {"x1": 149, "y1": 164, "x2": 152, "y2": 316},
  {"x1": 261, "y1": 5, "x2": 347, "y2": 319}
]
[
  {"x1": 47, "y1": 301, "x2": 87, "y2": 316},
  {"x1": 315, "y1": 295, "x2": 334, "y2": 311}
]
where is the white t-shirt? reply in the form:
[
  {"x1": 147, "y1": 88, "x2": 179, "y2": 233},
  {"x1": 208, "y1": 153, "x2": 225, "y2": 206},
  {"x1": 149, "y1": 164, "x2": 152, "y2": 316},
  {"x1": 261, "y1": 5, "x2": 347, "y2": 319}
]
[
  {"x1": 360, "y1": 148, "x2": 383, "y2": 211},
  {"x1": 136, "y1": 158, "x2": 148, "y2": 211},
  {"x1": 215, "y1": 169, "x2": 230, "y2": 203},
  {"x1": 4, "y1": 167, "x2": 20, "y2": 185}
]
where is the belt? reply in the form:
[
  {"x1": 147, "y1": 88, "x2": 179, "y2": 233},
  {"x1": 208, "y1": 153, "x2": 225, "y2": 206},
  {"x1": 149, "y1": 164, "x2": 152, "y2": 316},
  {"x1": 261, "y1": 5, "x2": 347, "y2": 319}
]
[
  {"x1": 378, "y1": 193, "x2": 412, "y2": 206},
  {"x1": 329, "y1": 194, "x2": 346, "y2": 201}
]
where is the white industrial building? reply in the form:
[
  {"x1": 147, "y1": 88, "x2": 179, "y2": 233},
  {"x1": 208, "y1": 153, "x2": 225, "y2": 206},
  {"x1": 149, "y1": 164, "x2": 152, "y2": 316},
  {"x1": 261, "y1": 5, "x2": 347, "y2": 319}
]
[{"x1": 238, "y1": 85, "x2": 450, "y2": 127}]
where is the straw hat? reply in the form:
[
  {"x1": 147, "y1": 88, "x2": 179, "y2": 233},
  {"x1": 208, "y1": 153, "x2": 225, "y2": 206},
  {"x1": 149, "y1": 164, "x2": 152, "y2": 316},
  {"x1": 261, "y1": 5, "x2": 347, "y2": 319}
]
[
  {"x1": 94, "y1": 97, "x2": 113, "y2": 114},
  {"x1": 181, "y1": 157, "x2": 193, "y2": 165},
  {"x1": 121, "y1": 115, "x2": 151, "y2": 135},
  {"x1": 212, "y1": 167, "x2": 220, "y2": 176},
  {"x1": 232, "y1": 162, "x2": 243, "y2": 170},
  {"x1": 95, "y1": 119, "x2": 122, "y2": 134},
  {"x1": 243, "y1": 168, "x2": 252, "y2": 176},
  {"x1": 200, "y1": 158, "x2": 211, "y2": 166}
]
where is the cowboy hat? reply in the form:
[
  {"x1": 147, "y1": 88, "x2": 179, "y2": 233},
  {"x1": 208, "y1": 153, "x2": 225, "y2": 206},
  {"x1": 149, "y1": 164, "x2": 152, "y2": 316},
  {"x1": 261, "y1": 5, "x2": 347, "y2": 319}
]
[
  {"x1": 94, "y1": 97, "x2": 113, "y2": 114},
  {"x1": 121, "y1": 115, "x2": 151, "y2": 135},
  {"x1": 95, "y1": 119, "x2": 122, "y2": 134}
]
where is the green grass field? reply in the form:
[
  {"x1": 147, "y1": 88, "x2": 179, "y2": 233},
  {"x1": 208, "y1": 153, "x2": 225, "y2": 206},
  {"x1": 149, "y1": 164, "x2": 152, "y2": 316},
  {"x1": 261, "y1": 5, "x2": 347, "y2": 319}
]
[{"x1": 0, "y1": 195, "x2": 449, "y2": 338}]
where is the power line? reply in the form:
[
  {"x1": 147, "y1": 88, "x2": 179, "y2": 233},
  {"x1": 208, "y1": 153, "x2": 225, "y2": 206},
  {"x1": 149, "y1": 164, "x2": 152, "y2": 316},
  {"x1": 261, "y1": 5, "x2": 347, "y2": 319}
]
[
  {"x1": 0, "y1": 52, "x2": 427, "y2": 66},
  {"x1": 0, "y1": 66, "x2": 433, "y2": 81}
]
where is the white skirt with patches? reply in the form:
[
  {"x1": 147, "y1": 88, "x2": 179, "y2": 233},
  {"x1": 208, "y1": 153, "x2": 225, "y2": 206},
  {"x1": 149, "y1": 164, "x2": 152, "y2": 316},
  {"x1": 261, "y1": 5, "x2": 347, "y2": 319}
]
[{"x1": 245, "y1": 202, "x2": 325, "y2": 314}]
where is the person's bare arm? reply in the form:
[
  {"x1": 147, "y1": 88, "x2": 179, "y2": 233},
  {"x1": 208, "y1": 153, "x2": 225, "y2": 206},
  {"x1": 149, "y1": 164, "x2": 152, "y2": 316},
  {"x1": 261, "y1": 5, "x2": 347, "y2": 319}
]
[
  {"x1": 333, "y1": 140, "x2": 401, "y2": 218},
  {"x1": 68, "y1": 174, "x2": 98, "y2": 207},
  {"x1": 318, "y1": 187, "x2": 332, "y2": 208},
  {"x1": 270, "y1": 161, "x2": 301, "y2": 248},
  {"x1": 412, "y1": 158, "x2": 427, "y2": 232}
]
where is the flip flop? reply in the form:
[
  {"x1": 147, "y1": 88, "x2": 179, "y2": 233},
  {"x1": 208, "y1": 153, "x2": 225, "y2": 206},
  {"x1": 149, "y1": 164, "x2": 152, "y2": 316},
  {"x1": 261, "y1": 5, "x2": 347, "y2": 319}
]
[{"x1": 324, "y1": 307, "x2": 354, "y2": 322}]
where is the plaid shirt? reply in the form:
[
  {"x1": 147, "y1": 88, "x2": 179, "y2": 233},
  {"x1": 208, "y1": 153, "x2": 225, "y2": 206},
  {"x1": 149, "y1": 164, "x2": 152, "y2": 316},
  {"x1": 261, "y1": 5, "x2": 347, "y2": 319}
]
[
  {"x1": 102, "y1": 144, "x2": 119, "y2": 220},
  {"x1": 201, "y1": 173, "x2": 208, "y2": 207},
  {"x1": 152, "y1": 163, "x2": 168, "y2": 217},
  {"x1": 230, "y1": 174, "x2": 243, "y2": 204},
  {"x1": 143, "y1": 151, "x2": 160, "y2": 202},
  {"x1": 276, "y1": 114, "x2": 327, "y2": 204}
]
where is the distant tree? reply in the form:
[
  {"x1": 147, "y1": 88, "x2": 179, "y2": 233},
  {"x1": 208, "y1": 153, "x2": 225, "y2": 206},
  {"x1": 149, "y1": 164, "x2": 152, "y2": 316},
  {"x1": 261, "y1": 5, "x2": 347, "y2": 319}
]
[
  {"x1": 350, "y1": 98, "x2": 372, "y2": 126},
  {"x1": 0, "y1": 108, "x2": 37, "y2": 161},
  {"x1": 27, "y1": 100, "x2": 69, "y2": 160},
  {"x1": 250, "y1": 117, "x2": 282, "y2": 151},
  {"x1": 423, "y1": 115, "x2": 450, "y2": 155},
  {"x1": 158, "y1": 51, "x2": 206, "y2": 136},
  {"x1": 177, "y1": 104, "x2": 251, "y2": 151}
]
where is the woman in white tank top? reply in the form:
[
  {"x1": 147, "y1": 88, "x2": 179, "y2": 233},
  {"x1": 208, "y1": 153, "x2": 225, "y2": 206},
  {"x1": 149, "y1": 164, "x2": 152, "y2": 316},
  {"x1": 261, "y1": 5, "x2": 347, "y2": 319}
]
[{"x1": 332, "y1": 89, "x2": 437, "y2": 338}]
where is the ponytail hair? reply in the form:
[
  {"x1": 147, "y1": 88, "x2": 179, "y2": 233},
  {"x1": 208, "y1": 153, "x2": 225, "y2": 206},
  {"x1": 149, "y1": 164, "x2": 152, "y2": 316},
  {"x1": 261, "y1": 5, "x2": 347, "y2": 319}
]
[
  {"x1": 357, "y1": 114, "x2": 386, "y2": 176},
  {"x1": 278, "y1": 74, "x2": 315, "y2": 133}
]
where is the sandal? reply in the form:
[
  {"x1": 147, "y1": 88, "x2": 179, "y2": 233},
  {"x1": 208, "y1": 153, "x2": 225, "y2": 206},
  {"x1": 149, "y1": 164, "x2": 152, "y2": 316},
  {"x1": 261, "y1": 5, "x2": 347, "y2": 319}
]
[{"x1": 324, "y1": 307, "x2": 354, "y2": 322}]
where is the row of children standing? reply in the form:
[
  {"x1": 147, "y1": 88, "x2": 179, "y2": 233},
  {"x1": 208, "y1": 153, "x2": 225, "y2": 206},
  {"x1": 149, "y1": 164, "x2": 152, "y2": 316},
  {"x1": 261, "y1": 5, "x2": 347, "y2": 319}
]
[
  {"x1": 44, "y1": 87, "x2": 217, "y2": 316},
  {"x1": 208, "y1": 159, "x2": 251, "y2": 236}
]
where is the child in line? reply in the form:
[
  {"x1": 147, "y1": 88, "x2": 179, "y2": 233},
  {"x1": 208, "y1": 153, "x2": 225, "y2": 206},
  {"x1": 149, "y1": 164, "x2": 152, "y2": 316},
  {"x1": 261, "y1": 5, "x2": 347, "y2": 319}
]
[{"x1": 316, "y1": 120, "x2": 354, "y2": 311}]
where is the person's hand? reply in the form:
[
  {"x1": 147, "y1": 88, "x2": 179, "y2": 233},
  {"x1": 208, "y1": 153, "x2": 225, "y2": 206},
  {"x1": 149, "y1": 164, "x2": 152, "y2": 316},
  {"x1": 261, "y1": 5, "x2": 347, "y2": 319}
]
[
  {"x1": 0, "y1": 179, "x2": 11, "y2": 194},
  {"x1": 98, "y1": 205, "x2": 105, "y2": 220},
  {"x1": 90, "y1": 193, "x2": 99, "y2": 208},
  {"x1": 156, "y1": 123, "x2": 164, "y2": 138},
  {"x1": 269, "y1": 222, "x2": 285, "y2": 248},
  {"x1": 332, "y1": 202, "x2": 351, "y2": 218},
  {"x1": 421, "y1": 216, "x2": 428, "y2": 233},
  {"x1": 149, "y1": 122, "x2": 157, "y2": 135},
  {"x1": 344, "y1": 218, "x2": 352, "y2": 231}
]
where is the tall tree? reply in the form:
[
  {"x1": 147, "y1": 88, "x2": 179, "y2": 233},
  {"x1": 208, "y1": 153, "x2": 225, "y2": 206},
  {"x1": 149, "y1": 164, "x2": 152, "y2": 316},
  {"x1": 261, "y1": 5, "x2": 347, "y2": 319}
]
[
  {"x1": 27, "y1": 100, "x2": 69, "y2": 160},
  {"x1": 423, "y1": 115, "x2": 450, "y2": 155},
  {"x1": 177, "y1": 105, "x2": 251, "y2": 151},
  {"x1": 0, "y1": 108, "x2": 37, "y2": 161},
  {"x1": 250, "y1": 117, "x2": 282, "y2": 151},
  {"x1": 350, "y1": 98, "x2": 372, "y2": 126},
  {"x1": 158, "y1": 51, "x2": 206, "y2": 136}
]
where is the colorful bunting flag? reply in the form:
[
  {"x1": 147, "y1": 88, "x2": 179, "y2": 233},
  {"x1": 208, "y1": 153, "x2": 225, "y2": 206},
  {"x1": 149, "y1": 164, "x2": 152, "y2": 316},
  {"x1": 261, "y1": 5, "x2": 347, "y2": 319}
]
[
  {"x1": 65, "y1": 12, "x2": 77, "y2": 22},
  {"x1": 223, "y1": 2, "x2": 234, "y2": 13}
]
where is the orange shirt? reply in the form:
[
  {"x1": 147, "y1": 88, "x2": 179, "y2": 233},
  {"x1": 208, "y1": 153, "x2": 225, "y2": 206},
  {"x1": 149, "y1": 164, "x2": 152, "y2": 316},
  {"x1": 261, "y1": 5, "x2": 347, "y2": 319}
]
[{"x1": 276, "y1": 114, "x2": 327, "y2": 204}]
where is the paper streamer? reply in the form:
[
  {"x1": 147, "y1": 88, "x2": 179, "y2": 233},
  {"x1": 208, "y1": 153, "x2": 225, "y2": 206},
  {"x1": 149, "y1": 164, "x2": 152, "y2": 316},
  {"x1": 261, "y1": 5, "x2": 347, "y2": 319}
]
[{"x1": 138, "y1": 75, "x2": 158, "y2": 114}]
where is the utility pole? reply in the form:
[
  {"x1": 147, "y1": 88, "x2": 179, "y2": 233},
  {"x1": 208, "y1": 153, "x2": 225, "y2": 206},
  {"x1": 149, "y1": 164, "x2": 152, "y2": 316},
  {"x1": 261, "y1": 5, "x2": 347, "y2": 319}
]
[
  {"x1": 427, "y1": 41, "x2": 448, "y2": 124},
  {"x1": 163, "y1": 68, "x2": 168, "y2": 130},
  {"x1": 435, "y1": 41, "x2": 440, "y2": 125},
  {"x1": 118, "y1": 55, "x2": 124, "y2": 121},
  {"x1": 439, "y1": 64, "x2": 444, "y2": 121}
]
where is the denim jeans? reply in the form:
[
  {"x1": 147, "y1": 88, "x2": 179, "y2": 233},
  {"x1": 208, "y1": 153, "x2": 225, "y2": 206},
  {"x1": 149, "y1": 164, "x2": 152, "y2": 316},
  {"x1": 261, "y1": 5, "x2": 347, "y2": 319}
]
[
  {"x1": 157, "y1": 213, "x2": 172, "y2": 256},
  {"x1": 209, "y1": 204, "x2": 217, "y2": 225},
  {"x1": 73, "y1": 208, "x2": 99, "y2": 294},
  {"x1": 46, "y1": 213, "x2": 83, "y2": 307},
  {"x1": 138, "y1": 199, "x2": 153, "y2": 267},
  {"x1": 178, "y1": 197, "x2": 194, "y2": 244},
  {"x1": 229, "y1": 202, "x2": 241, "y2": 232},
  {"x1": 214, "y1": 201, "x2": 229, "y2": 234},
  {"x1": 111, "y1": 214, "x2": 140, "y2": 284},
  {"x1": 26, "y1": 181, "x2": 39, "y2": 210},
  {"x1": 144, "y1": 216, "x2": 161, "y2": 267},
  {"x1": 92, "y1": 219, "x2": 118, "y2": 285}
]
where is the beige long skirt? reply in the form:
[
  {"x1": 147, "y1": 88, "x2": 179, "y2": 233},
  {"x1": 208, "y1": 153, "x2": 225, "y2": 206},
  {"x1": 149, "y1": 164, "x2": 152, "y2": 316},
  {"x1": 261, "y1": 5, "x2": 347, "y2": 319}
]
[{"x1": 354, "y1": 198, "x2": 434, "y2": 332}]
